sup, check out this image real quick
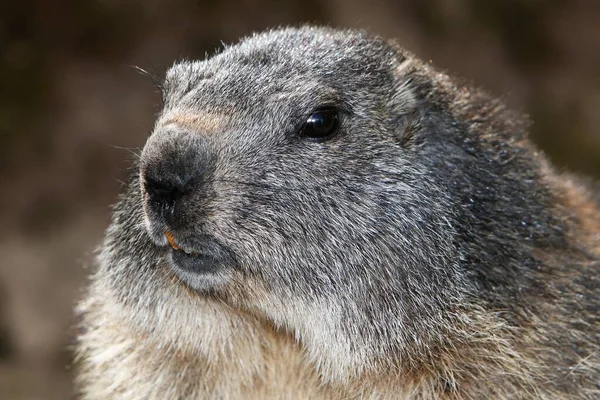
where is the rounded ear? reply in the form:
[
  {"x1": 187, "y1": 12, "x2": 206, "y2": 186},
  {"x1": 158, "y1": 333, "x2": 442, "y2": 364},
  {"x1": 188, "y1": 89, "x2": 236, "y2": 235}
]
[{"x1": 385, "y1": 43, "x2": 423, "y2": 147}]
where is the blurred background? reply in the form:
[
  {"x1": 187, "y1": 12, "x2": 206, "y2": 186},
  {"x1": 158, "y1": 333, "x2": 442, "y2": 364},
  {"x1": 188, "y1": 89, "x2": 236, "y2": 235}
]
[{"x1": 0, "y1": 0, "x2": 599, "y2": 398}]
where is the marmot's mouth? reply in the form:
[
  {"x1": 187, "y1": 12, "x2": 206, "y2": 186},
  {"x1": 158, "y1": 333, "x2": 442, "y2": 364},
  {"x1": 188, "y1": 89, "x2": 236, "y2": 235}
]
[
  {"x1": 165, "y1": 231, "x2": 201, "y2": 256},
  {"x1": 165, "y1": 231, "x2": 180, "y2": 250},
  {"x1": 163, "y1": 231, "x2": 234, "y2": 286}
]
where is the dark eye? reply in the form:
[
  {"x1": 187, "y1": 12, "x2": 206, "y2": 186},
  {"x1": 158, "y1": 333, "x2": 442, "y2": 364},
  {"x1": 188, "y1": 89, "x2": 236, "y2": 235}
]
[{"x1": 299, "y1": 108, "x2": 339, "y2": 141}]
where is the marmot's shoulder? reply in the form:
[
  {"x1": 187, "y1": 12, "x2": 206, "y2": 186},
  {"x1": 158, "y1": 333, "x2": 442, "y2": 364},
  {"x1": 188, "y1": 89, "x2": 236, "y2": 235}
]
[{"x1": 75, "y1": 26, "x2": 600, "y2": 399}]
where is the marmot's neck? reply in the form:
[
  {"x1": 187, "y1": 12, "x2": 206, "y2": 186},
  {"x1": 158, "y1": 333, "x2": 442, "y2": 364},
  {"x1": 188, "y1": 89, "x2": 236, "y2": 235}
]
[{"x1": 77, "y1": 289, "x2": 552, "y2": 399}]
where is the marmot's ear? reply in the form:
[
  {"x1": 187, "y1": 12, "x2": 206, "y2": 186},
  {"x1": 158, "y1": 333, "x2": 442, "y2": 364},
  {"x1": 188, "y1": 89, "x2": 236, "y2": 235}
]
[{"x1": 386, "y1": 41, "x2": 424, "y2": 147}]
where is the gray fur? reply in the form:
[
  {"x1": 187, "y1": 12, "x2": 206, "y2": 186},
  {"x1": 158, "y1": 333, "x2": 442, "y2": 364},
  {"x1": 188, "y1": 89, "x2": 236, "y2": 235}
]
[{"x1": 76, "y1": 27, "x2": 599, "y2": 399}]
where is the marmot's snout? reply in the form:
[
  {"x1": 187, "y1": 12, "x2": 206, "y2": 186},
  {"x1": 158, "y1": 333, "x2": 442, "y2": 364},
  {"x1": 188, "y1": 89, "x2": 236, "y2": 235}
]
[
  {"x1": 139, "y1": 125, "x2": 211, "y2": 236},
  {"x1": 138, "y1": 125, "x2": 232, "y2": 288},
  {"x1": 140, "y1": 126, "x2": 212, "y2": 229}
]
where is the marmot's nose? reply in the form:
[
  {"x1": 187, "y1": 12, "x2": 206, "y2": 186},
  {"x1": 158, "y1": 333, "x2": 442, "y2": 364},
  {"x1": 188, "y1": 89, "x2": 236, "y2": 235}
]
[
  {"x1": 140, "y1": 127, "x2": 212, "y2": 226},
  {"x1": 143, "y1": 174, "x2": 190, "y2": 211}
]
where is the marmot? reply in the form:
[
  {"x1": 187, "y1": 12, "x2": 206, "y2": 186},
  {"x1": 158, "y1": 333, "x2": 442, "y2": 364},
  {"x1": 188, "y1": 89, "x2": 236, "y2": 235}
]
[{"x1": 75, "y1": 27, "x2": 600, "y2": 399}]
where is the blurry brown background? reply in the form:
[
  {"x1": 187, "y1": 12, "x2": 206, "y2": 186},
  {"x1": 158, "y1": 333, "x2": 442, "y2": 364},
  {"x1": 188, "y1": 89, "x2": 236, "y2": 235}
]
[{"x1": 1, "y1": 0, "x2": 599, "y2": 398}]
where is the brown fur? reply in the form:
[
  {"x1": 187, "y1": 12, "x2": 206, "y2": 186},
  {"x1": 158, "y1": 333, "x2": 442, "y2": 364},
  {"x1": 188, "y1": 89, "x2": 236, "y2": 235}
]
[{"x1": 159, "y1": 112, "x2": 225, "y2": 137}]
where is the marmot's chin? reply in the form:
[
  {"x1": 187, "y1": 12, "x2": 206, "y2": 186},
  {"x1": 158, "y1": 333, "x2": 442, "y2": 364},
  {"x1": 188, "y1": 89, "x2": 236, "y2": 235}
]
[{"x1": 169, "y1": 253, "x2": 232, "y2": 292}]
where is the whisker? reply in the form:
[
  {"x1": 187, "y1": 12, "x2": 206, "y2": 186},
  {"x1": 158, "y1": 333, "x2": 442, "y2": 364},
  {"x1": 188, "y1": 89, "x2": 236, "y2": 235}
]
[
  {"x1": 110, "y1": 145, "x2": 142, "y2": 160},
  {"x1": 130, "y1": 64, "x2": 164, "y2": 93}
]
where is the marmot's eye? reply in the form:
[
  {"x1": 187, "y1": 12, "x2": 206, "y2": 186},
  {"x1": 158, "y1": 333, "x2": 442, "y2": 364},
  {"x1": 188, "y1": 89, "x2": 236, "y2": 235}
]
[{"x1": 299, "y1": 108, "x2": 339, "y2": 141}]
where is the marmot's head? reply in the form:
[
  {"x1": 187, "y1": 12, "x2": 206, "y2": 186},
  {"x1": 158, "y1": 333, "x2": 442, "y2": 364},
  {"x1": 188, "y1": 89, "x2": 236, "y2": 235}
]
[{"x1": 105, "y1": 27, "x2": 551, "y2": 380}]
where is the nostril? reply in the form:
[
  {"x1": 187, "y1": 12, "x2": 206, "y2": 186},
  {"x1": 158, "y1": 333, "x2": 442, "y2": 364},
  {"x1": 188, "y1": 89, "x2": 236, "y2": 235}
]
[{"x1": 144, "y1": 175, "x2": 187, "y2": 206}]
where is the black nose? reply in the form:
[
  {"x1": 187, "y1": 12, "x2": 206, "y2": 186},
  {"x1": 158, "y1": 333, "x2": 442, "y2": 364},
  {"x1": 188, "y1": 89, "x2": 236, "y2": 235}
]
[
  {"x1": 144, "y1": 174, "x2": 190, "y2": 209},
  {"x1": 142, "y1": 164, "x2": 196, "y2": 227},
  {"x1": 140, "y1": 128, "x2": 212, "y2": 227}
]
